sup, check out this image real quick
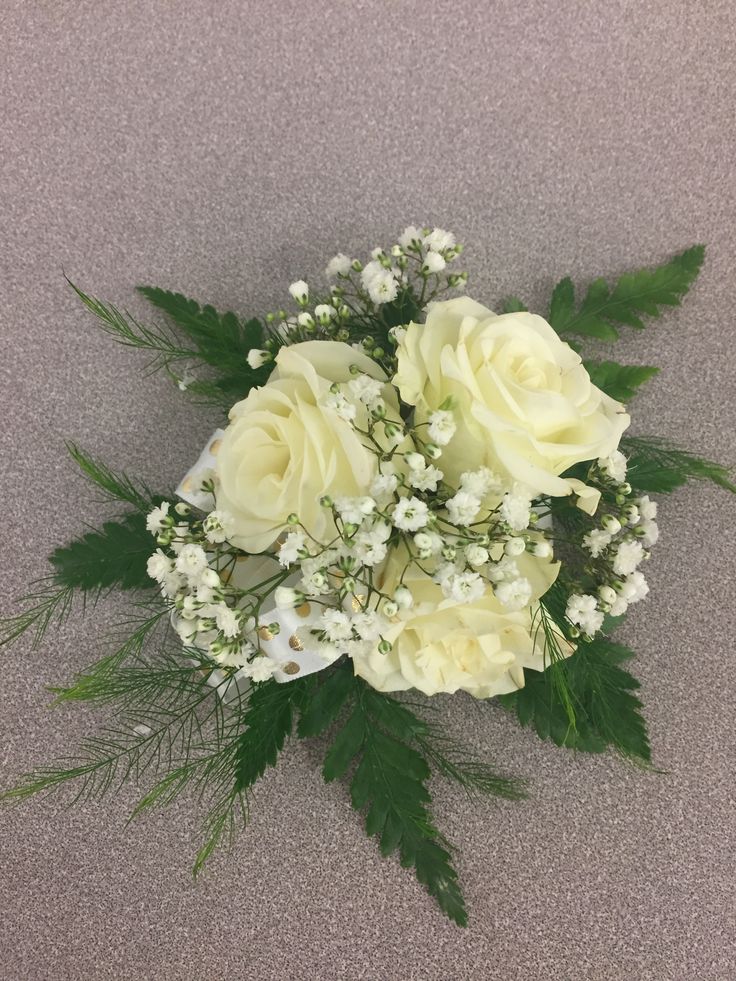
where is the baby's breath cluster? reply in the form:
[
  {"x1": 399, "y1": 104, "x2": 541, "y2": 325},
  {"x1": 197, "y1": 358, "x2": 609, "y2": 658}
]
[
  {"x1": 266, "y1": 374, "x2": 558, "y2": 665},
  {"x1": 145, "y1": 497, "x2": 287, "y2": 682},
  {"x1": 247, "y1": 226, "x2": 468, "y2": 374},
  {"x1": 564, "y1": 450, "x2": 658, "y2": 638}
]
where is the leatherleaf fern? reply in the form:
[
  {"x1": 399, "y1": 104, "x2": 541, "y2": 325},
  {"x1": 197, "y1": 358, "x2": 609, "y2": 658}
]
[
  {"x1": 2, "y1": 636, "x2": 524, "y2": 925},
  {"x1": 0, "y1": 445, "x2": 161, "y2": 650}
]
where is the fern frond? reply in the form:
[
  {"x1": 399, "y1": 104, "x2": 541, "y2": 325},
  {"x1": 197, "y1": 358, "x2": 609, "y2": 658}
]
[
  {"x1": 66, "y1": 443, "x2": 157, "y2": 513},
  {"x1": 0, "y1": 581, "x2": 76, "y2": 649}
]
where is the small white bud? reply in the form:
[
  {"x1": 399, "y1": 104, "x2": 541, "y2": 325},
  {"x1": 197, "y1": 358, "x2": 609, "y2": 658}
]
[
  {"x1": 314, "y1": 303, "x2": 337, "y2": 325},
  {"x1": 288, "y1": 280, "x2": 309, "y2": 305},
  {"x1": 465, "y1": 544, "x2": 489, "y2": 567},
  {"x1": 405, "y1": 452, "x2": 426, "y2": 471},
  {"x1": 247, "y1": 349, "x2": 271, "y2": 370},
  {"x1": 504, "y1": 537, "x2": 526, "y2": 557},
  {"x1": 598, "y1": 585, "x2": 617, "y2": 605},
  {"x1": 275, "y1": 586, "x2": 301, "y2": 609},
  {"x1": 413, "y1": 532, "x2": 432, "y2": 552},
  {"x1": 394, "y1": 586, "x2": 413, "y2": 609},
  {"x1": 422, "y1": 250, "x2": 446, "y2": 274}
]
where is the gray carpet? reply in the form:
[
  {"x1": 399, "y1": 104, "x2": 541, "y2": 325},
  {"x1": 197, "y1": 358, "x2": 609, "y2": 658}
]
[{"x1": 2, "y1": 2, "x2": 735, "y2": 978}]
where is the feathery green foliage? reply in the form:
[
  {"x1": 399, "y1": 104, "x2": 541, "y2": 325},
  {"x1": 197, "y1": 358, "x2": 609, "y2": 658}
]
[
  {"x1": 137, "y1": 287, "x2": 271, "y2": 399},
  {"x1": 1, "y1": 654, "x2": 230, "y2": 806},
  {"x1": 501, "y1": 637, "x2": 650, "y2": 761},
  {"x1": 415, "y1": 729, "x2": 527, "y2": 801},
  {"x1": 50, "y1": 513, "x2": 155, "y2": 592},
  {"x1": 584, "y1": 361, "x2": 660, "y2": 402},
  {"x1": 622, "y1": 435, "x2": 736, "y2": 494},
  {"x1": 50, "y1": 607, "x2": 171, "y2": 704},
  {"x1": 192, "y1": 677, "x2": 311, "y2": 874},
  {"x1": 68, "y1": 280, "x2": 196, "y2": 368},
  {"x1": 0, "y1": 580, "x2": 76, "y2": 649},
  {"x1": 66, "y1": 443, "x2": 157, "y2": 513},
  {"x1": 548, "y1": 245, "x2": 705, "y2": 341}
]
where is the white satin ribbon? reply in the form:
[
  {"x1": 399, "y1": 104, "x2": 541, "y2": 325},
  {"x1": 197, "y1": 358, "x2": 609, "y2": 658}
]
[{"x1": 176, "y1": 428, "x2": 226, "y2": 510}]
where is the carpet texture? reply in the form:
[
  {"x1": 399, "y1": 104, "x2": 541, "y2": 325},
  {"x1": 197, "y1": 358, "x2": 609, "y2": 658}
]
[{"x1": 1, "y1": 2, "x2": 735, "y2": 978}]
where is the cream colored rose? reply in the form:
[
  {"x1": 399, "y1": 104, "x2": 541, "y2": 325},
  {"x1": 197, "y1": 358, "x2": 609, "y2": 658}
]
[
  {"x1": 394, "y1": 297, "x2": 630, "y2": 497},
  {"x1": 352, "y1": 549, "x2": 564, "y2": 699},
  {"x1": 214, "y1": 342, "x2": 395, "y2": 553}
]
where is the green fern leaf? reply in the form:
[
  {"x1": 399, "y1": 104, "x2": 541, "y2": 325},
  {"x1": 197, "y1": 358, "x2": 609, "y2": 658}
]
[
  {"x1": 622, "y1": 435, "x2": 736, "y2": 494},
  {"x1": 549, "y1": 245, "x2": 704, "y2": 341},
  {"x1": 234, "y1": 679, "x2": 307, "y2": 791},
  {"x1": 501, "y1": 638, "x2": 650, "y2": 761},
  {"x1": 137, "y1": 287, "x2": 271, "y2": 397},
  {"x1": 297, "y1": 665, "x2": 356, "y2": 738},
  {"x1": 50, "y1": 513, "x2": 154, "y2": 591},
  {"x1": 500, "y1": 296, "x2": 527, "y2": 313},
  {"x1": 322, "y1": 682, "x2": 468, "y2": 926},
  {"x1": 584, "y1": 361, "x2": 660, "y2": 402}
]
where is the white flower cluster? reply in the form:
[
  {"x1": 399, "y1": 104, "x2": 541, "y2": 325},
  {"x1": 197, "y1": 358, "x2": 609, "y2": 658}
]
[
  {"x1": 263, "y1": 379, "x2": 558, "y2": 668},
  {"x1": 565, "y1": 452, "x2": 658, "y2": 637},
  {"x1": 252, "y1": 227, "x2": 469, "y2": 369},
  {"x1": 145, "y1": 499, "x2": 286, "y2": 683},
  {"x1": 325, "y1": 226, "x2": 467, "y2": 307}
]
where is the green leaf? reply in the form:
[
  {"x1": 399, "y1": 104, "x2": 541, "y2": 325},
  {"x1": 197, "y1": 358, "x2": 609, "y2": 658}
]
[
  {"x1": 584, "y1": 361, "x2": 659, "y2": 402},
  {"x1": 500, "y1": 296, "x2": 527, "y2": 313},
  {"x1": 549, "y1": 245, "x2": 705, "y2": 341},
  {"x1": 322, "y1": 683, "x2": 468, "y2": 926},
  {"x1": 137, "y1": 287, "x2": 271, "y2": 398},
  {"x1": 322, "y1": 707, "x2": 367, "y2": 781},
  {"x1": 380, "y1": 288, "x2": 422, "y2": 329},
  {"x1": 501, "y1": 637, "x2": 650, "y2": 761},
  {"x1": 548, "y1": 277, "x2": 575, "y2": 332},
  {"x1": 297, "y1": 663, "x2": 356, "y2": 738},
  {"x1": 50, "y1": 513, "x2": 155, "y2": 591},
  {"x1": 234, "y1": 680, "x2": 304, "y2": 792},
  {"x1": 622, "y1": 435, "x2": 736, "y2": 494}
]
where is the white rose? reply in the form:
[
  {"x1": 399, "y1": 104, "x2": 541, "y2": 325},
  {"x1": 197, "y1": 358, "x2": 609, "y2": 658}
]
[
  {"x1": 351, "y1": 547, "x2": 566, "y2": 699},
  {"x1": 215, "y1": 342, "x2": 397, "y2": 552},
  {"x1": 394, "y1": 297, "x2": 630, "y2": 497}
]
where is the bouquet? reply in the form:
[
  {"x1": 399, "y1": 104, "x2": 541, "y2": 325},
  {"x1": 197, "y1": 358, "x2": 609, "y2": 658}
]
[{"x1": 3, "y1": 226, "x2": 733, "y2": 926}]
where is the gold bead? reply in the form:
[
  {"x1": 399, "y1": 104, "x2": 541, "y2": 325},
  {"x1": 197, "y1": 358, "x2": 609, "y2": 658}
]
[
  {"x1": 289, "y1": 634, "x2": 304, "y2": 651},
  {"x1": 282, "y1": 661, "x2": 301, "y2": 675},
  {"x1": 295, "y1": 602, "x2": 312, "y2": 618},
  {"x1": 209, "y1": 438, "x2": 222, "y2": 455},
  {"x1": 258, "y1": 626, "x2": 273, "y2": 642}
]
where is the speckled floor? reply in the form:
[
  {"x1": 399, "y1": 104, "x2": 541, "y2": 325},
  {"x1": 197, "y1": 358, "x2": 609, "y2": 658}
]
[{"x1": 2, "y1": 2, "x2": 735, "y2": 978}]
